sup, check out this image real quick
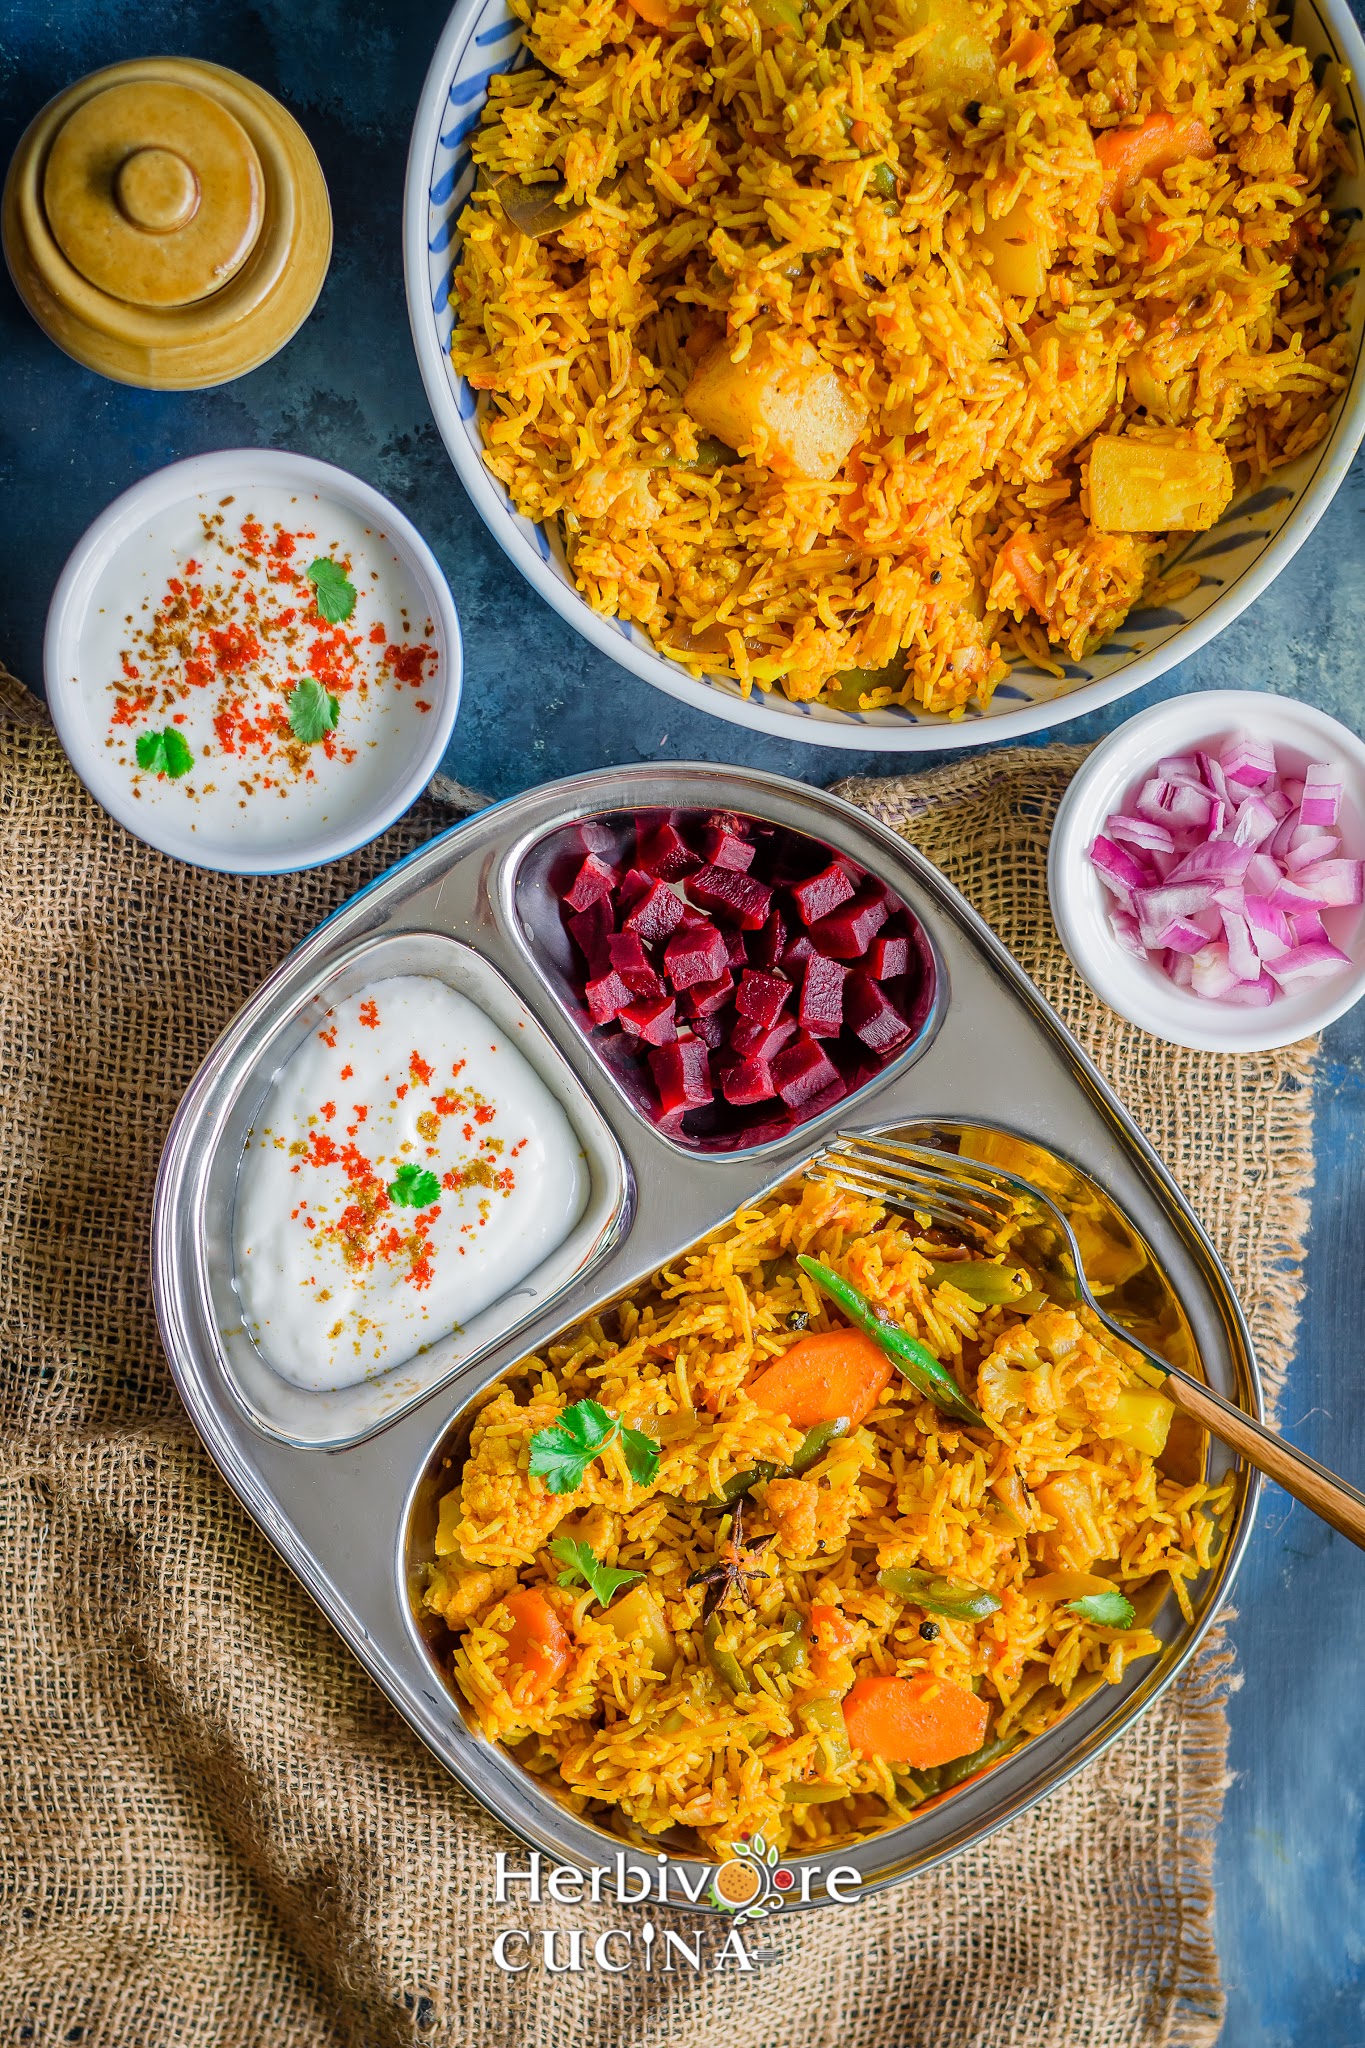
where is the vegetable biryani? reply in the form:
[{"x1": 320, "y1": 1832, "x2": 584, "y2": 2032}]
[
  {"x1": 451, "y1": 0, "x2": 1356, "y2": 715},
  {"x1": 418, "y1": 1137, "x2": 1229, "y2": 1856}
]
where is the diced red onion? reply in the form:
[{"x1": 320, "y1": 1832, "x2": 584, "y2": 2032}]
[
  {"x1": 1218, "y1": 975, "x2": 1276, "y2": 1007},
  {"x1": 1105, "y1": 812, "x2": 1176, "y2": 855},
  {"x1": 1299, "y1": 763, "x2": 1343, "y2": 828},
  {"x1": 1220, "y1": 729, "x2": 1276, "y2": 788},
  {"x1": 1284, "y1": 830, "x2": 1341, "y2": 873},
  {"x1": 1244, "y1": 896, "x2": 1292, "y2": 960},
  {"x1": 1135, "y1": 778, "x2": 1218, "y2": 831},
  {"x1": 1222, "y1": 909, "x2": 1261, "y2": 981},
  {"x1": 1285, "y1": 858, "x2": 1363, "y2": 908},
  {"x1": 1191, "y1": 941, "x2": 1240, "y2": 998},
  {"x1": 1230, "y1": 795, "x2": 1280, "y2": 849},
  {"x1": 1264, "y1": 939, "x2": 1352, "y2": 989},
  {"x1": 1087, "y1": 726, "x2": 1358, "y2": 1011}
]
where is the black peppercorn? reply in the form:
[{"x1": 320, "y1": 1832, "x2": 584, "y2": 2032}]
[
  {"x1": 930, "y1": 568, "x2": 942, "y2": 584},
  {"x1": 964, "y1": 101, "x2": 981, "y2": 123},
  {"x1": 788, "y1": 1310, "x2": 809, "y2": 1330},
  {"x1": 919, "y1": 1619, "x2": 940, "y2": 1641}
]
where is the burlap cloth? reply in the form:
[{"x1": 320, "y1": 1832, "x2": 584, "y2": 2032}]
[{"x1": 0, "y1": 681, "x2": 1316, "y2": 2048}]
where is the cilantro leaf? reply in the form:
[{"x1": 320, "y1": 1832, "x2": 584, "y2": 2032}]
[
  {"x1": 619, "y1": 1425, "x2": 661, "y2": 1488},
  {"x1": 306, "y1": 556, "x2": 357, "y2": 624},
  {"x1": 528, "y1": 1398, "x2": 661, "y2": 1497},
  {"x1": 135, "y1": 726, "x2": 194, "y2": 778},
  {"x1": 548, "y1": 1535, "x2": 643, "y2": 1608},
  {"x1": 388, "y1": 1163, "x2": 441, "y2": 1208},
  {"x1": 287, "y1": 677, "x2": 340, "y2": 745},
  {"x1": 1066, "y1": 1590, "x2": 1136, "y2": 1629}
]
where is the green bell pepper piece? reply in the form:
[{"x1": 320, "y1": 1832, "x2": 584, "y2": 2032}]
[{"x1": 877, "y1": 1566, "x2": 1002, "y2": 1621}]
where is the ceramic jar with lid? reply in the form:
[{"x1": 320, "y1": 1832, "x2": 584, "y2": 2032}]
[{"x1": 2, "y1": 55, "x2": 332, "y2": 389}]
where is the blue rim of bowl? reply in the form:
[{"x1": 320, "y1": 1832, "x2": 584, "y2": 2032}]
[
  {"x1": 402, "y1": 0, "x2": 1365, "y2": 751},
  {"x1": 43, "y1": 449, "x2": 464, "y2": 877}
]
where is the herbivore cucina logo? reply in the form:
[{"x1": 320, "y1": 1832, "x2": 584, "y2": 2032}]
[{"x1": 490, "y1": 1847, "x2": 864, "y2": 1974}]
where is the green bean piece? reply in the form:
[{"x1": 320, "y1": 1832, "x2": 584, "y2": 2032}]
[
  {"x1": 703, "y1": 1613, "x2": 750, "y2": 1694},
  {"x1": 927, "y1": 1259, "x2": 1033, "y2": 1305},
  {"x1": 827, "y1": 657, "x2": 906, "y2": 710},
  {"x1": 782, "y1": 1781, "x2": 850, "y2": 1803},
  {"x1": 708, "y1": 1458, "x2": 777, "y2": 1507},
  {"x1": 796, "y1": 1693, "x2": 852, "y2": 1771},
  {"x1": 796, "y1": 1255, "x2": 985, "y2": 1427},
  {"x1": 752, "y1": 0, "x2": 804, "y2": 29},
  {"x1": 790, "y1": 1417, "x2": 850, "y2": 1473},
  {"x1": 937, "y1": 1730, "x2": 1019, "y2": 1791},
  {"x1": 772, "y1": 1608, "x2": 809, "y2": 1676},
  {"x1": 684, "y1": 434, "x2": 740, "y2": 472},
  {"x1": 877, "y1": 1566, "x2": 1003, "y2": 1621},
  {"x1": 871, "y1": 161, "x2": 897, "y2": 200}
]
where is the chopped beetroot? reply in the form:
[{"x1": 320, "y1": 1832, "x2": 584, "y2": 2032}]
[
  {"x1": 810, "y1": 888, "x2": 890, "y2": 960},
  {"x1": 735, "y1": 969, "x2": 790, "y2": 1029},
  {"x1": 750, "y1": 909, "x2": 787, "y2": 971},
  {"x1": 799, "y1": 953, "x2": 847, "y2": 1037},
  {"x1": 866, "y1": 930, "x2": 911, "y2": 980},
  {"x1": 845, "y1": 971, "x2": 911, "y2": 1053},
  {"x1": 724, "y1": 928, "x2": 749, "y2": 968},
  {"x1": 606, "y1": 930, "x2": 665, "y2": 997},
  {"x1": 690, "y1": 1010, "x2": 728, "y2": 1049},
  {"x1": 677, "y1": 903, "x2": 710, "y2": 931},
  {"x1": 622, "y1": 879, "x2": 686, "y2": 945},
  {"x1": 771, "y1": 1032, "x2": 841, "y2": 1108},
  {"x1": 789, "y1": 1073, "x2": 847, "y2": 1124},
  {"x1": 664, "y1": 920, "x2": 728, "y2": 989},
  {"x1": 564, "y1": 853, "x2": 617, "y2": 913},
  {"x1": 721, "y1": 1055, "x2": 777, "y2": 1105},
  {"x1": 616, "y1": 867, "x2": 653, "y2": 914},
  {"x1": 567, "y1": 898, "x2": 612, "y2": 976},
  {"x1": 649, "y1": 1036, "x2": 713, "y2": 1115},
  {"x1": 781, "y1": 933, "x2": 815, "y2": 970},
  {"x1": 688, "y1": 864, "x2": 773, "y2": 930},
  {"x1": 790, "y1": 862, "x2": 855, "y2": 927},
  {"x1": 701, "y1": 824, "x2": 756, "y2": 873},
  {"x1": 585, "y1": 968, "x2": 634, "y2": 1026},
  {"x1": 637, "y1": 820, "x2": 701, "y2": 881},
  {"x1": 730, "y1": 1015, "x2": 797, "y2": 1061},
  {"x1": 686, "y1": 970, "x2": 735, "y2": 1017},
  {"x1": 620, "y1": 994, "x2": 677, "y2": 1044}
]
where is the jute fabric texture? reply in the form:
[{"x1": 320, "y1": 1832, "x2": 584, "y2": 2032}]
[{"x1": 0, "y1": 713, "x2": 1315, "y2": 2048}]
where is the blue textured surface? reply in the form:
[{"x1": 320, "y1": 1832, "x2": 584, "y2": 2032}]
[{"x1": 2, "y1": 4, "x2": 1364, "y2": 2038}]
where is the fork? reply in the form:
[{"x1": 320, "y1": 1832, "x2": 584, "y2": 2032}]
[{"x1": 807, "y1": 1131, "x2": 1365, "y2": 1553}]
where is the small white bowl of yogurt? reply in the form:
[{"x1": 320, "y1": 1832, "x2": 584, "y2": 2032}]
[{"x1": 45, "y1": 449, "x2": 462, "y2": 874}]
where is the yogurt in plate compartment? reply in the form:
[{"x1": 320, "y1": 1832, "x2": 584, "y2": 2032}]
[{"x1": 234, "y1": 975, "x2": 589, "y2": 1389}]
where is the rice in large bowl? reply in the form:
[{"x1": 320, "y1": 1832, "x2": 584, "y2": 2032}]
[{"x1": 428, "y1": 0, "x2": 1361, "y2": 733}]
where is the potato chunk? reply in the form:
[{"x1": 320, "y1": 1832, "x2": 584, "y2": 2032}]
[
  {"x1": 976, "y1": 199, "x2": 1050, "y2": 298},
  {"x1": 1088, "y1": 433, "x2": 1233, "y2": 533},
  {"x1": 684, "y1": 335, "x2": 866, "y2": 482},
  {"x1": 899, "y1": 0, "x2": 996, "y2": 107}
]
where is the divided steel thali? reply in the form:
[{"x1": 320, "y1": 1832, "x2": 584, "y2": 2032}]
[{"x1": 151, "y1": 763, "x2": 1258, "y2": 1903}]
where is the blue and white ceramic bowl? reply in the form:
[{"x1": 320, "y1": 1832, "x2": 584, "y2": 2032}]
[{"x1": 403, "y1": 0, "x2": 1365, "y2": 752}]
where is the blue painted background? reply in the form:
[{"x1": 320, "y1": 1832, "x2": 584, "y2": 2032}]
[{"x1": 1, "y1": 2, "x2": 1363, "y2": 2038}]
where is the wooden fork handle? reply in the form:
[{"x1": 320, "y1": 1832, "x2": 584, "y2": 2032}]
[{"x1": 1164, "y1": 1370, "x2": 1365, "y2": 1551}]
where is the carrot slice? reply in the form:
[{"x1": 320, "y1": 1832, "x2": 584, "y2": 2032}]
[
  {"x1": 994, "y1": 531, "x2": 1048, "y2": 618},
  {"x1": 503, "y1": 1587, "x2": 571, "y2": 1705},
  {"x1": 1095, "y1": 114, "x2": 1216, "y2": 215},
  {"x1": 747, "y1": 1326, "x2": 893, "y2": 1428},
  {"x1": 843, "y1": 1671, "x2": 989, "y2": 1767},
  {"x1": 627, "y1": 0, "x2": 696, "y2": 28}
]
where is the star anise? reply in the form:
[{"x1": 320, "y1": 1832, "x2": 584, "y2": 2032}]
[{"x1": 687, "y1": 1495, "x2": 774, "y2": 1621}]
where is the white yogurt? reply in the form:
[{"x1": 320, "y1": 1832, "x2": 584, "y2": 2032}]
[
  {"x1": 234, "y1": 975, "x2": 588, "y2": 1389},
  {"x1": 74, "y1": 484, "x2": 440, "y2": 854}
]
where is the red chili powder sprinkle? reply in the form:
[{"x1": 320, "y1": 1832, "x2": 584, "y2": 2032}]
[{"x1": 358, "y1": 1000, "x2": 379, "y2": 1029}]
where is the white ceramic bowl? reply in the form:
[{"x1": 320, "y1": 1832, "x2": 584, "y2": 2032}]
[
  {"x1": 1049, "y1": 690, "x2": 1365, "y2": 1050},
  {"x1": 45, "y1": 450, "x2": 462, "y2": 875},
  {"x1": 404, "y1": 0, "x2": 1365, "y2": 752}
]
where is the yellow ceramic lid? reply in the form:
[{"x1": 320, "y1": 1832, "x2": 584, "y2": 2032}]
[{"x1": 2, "y1": 57, "x2": 332, "y2": 389}]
